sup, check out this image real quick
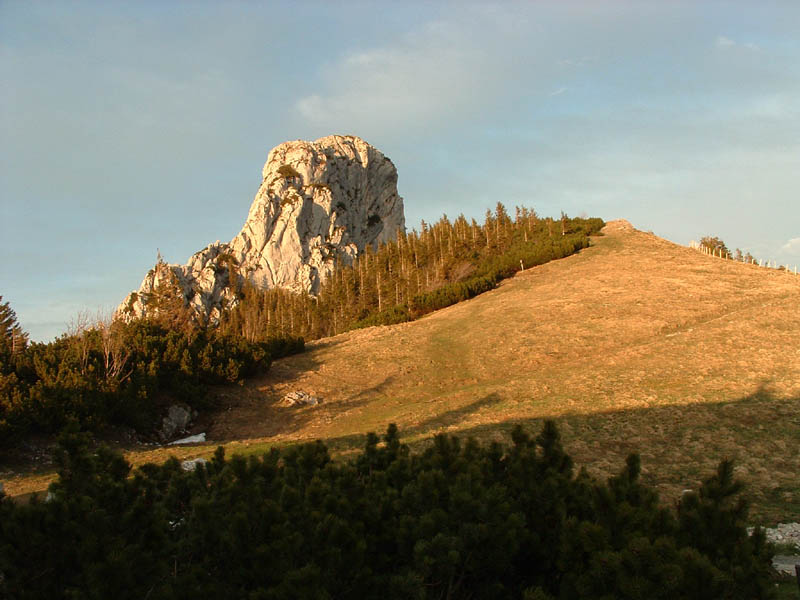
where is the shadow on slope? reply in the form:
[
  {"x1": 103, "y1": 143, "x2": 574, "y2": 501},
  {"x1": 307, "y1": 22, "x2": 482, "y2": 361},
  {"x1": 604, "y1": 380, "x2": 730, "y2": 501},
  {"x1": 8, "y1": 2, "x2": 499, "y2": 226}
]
[{"x1": 312, "y1": 385, "x2": 799, "y2": 524}]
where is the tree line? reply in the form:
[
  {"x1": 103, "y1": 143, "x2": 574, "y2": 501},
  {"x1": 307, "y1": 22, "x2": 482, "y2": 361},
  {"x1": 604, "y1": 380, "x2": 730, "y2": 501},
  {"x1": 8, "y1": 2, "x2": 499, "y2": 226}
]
[
  {"x1": 699, "y1": 235, "x2": 770, "y2": 266},
  {"x1": 0, "y1": 422, "x2": 776, "y2": 599},
  {"x1": 219, "y1": 207, "x2": 604, "y2": 341}
]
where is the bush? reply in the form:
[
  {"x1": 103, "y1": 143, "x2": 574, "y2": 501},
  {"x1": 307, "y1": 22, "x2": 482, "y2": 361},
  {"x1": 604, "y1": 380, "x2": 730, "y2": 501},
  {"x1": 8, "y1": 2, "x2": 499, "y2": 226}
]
[
  {"x1": 409, "y1": 274, "x2": 497, "y2": 317},
  {"x1": 0, "y1": 422, "x2": 776, "y2": 599},
  {"x1": 0, "y1": 321, "x2": 304, "y2": 444},
  {"x1": 353, "y1": 304, "x2": 411, "y2": 328}
]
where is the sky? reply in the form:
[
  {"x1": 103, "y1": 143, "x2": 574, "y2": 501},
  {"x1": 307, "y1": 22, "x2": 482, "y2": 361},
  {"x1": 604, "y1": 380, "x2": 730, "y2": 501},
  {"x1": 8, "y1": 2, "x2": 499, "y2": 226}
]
[{"x1": 2, "y1": 1, "x2": 799, "y2": 342}]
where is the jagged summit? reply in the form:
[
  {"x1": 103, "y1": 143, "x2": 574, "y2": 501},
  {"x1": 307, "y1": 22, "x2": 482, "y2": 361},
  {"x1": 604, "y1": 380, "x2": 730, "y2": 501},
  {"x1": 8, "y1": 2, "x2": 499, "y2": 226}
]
[{"x1": 118, "y1": 135, "x2": 405, "y2": 323}]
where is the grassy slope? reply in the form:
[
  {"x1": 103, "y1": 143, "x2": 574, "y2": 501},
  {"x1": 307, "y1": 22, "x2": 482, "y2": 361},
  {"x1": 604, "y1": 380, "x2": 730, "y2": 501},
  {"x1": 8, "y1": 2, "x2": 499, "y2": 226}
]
[{"x1": 6, "y1": 220, "x2": 800, "y2": 522}]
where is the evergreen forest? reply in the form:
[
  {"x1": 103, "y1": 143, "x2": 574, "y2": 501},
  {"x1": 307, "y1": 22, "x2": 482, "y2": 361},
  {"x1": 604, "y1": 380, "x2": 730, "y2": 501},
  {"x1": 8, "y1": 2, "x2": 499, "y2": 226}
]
[
  {"x1": 0, "y1": 307, "x2": 303, "y2": 445},
  {"x1": 218, "y1": 207, "x2": 604, "y2": 340},
  {"x1": 0, "y1": 423, "x2": 777, "y2": 599}
]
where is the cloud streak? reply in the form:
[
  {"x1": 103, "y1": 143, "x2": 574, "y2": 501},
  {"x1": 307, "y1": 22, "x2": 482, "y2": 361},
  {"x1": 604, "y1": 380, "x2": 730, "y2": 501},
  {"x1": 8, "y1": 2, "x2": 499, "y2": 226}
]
[
  {"x1": 292, "y1": 10, "x2": 545, "y2": 139},
  {"x1": 782, "y1": 238, "x2": 800, "y2": 255},
  {"x1": 716, "y1": 34, "x2": 759, "y2": 51},
  {"x1": 295, "y1": 20, "x2": 490, "y2": 135}
]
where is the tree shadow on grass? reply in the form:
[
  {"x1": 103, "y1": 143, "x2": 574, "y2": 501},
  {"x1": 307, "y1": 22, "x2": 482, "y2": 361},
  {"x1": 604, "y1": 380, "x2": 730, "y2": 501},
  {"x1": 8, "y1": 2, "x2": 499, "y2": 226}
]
[
  {"x1": 290, "y1": 385, "x2": 800, "y2": 523},
  {"x1": 421, "y1": 386, "x2": 800, "y2": 523}
]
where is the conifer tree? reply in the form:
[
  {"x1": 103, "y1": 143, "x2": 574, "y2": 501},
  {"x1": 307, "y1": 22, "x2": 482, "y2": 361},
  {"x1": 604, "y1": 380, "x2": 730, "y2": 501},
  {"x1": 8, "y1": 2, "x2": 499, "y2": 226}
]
[
  {"x1": 699, "y1": 236, "x2": 731, "y2": 257},
  {"x1": 0, "y1": 295, "x2": 28, "y2": 360}
]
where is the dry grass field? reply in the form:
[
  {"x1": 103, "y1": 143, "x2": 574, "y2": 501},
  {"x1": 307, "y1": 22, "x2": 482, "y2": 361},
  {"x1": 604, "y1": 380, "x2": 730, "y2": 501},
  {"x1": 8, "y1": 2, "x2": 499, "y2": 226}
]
[{"x1": 5, "y1": 220, "x2": 800, "y2": 523}]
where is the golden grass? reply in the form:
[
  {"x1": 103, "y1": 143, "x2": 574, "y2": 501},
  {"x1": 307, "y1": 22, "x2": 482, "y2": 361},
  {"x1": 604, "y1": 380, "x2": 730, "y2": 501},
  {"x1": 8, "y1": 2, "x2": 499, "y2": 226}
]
[{"x1": 5, "y1": 220, "x2": 800, "y2": 522}]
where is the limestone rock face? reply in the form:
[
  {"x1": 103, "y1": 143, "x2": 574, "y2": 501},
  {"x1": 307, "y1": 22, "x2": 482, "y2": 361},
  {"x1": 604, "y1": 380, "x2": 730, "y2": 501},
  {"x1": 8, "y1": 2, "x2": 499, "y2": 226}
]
[{"x1": 118, "y1": 135, "x2": 405, "y2": 322}]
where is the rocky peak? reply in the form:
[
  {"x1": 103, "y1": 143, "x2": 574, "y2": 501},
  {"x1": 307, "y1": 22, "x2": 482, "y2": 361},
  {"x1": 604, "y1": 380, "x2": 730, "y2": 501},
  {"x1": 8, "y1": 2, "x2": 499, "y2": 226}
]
[{"x1": 118, "y1": 135, "x2": 405, "y2": 323}]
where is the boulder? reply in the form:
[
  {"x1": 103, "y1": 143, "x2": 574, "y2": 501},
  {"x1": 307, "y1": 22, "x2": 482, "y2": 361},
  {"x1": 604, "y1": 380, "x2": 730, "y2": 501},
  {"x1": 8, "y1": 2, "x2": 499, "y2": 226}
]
[
  {"x1": 169, "y1": 432, "x2": 206, "y2": 445},
  {"x1": 159, "y1": 404, "x2": 193, "y2": 441},
  {"x1": 282, "y1": 390, "x2": 321, "y2": 407},
  {"x1": 180, "y1": 457, "x2": 208, "y2": 471}
]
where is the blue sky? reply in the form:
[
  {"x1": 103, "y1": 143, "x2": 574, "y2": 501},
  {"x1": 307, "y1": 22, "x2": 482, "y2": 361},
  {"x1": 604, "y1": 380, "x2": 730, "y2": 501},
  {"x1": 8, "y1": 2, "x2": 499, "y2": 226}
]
[{"x1": 2, "y1": 1, "x2": 799, "y2": 342}]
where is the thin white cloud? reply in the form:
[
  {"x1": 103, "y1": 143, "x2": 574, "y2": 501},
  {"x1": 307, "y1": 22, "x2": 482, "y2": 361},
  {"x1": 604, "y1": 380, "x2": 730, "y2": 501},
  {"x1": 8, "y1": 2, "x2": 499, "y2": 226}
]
[
  {"x1": 295, "y1": 21, "x2": 483, "y2": 132},
  {"x1": 292, "y1": 12, "x2": 539, "y2": 137},
  {"x1": 549, "y1": 87, "x2": 567, "y2": 96},
  {"x1": 782, "y1": 237, "x2": 800, "y2": 254},
  {"x1": 716, "y1": 35, "x2": 759, "y2": 50},
  {"x1": 558, "y1": 56, "x2": 593, "y2": 67}
]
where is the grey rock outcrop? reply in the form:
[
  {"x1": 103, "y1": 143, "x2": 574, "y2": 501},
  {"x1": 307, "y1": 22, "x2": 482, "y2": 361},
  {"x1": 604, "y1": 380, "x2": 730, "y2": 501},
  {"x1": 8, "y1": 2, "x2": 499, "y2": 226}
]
[
  {"x1": 159, "y1": 404, "x2": 194, "y2": 442},
  {"x1": 282, "y1": 390, "x2": 321, "y2": 407},
  {"x1": 181, "y1": 457, "x2": 208, "y2": 472},
  {"x1": 118, "y1": 135, "x2": 405, "y2": 322},
  {"x1": 169, "y1": 433, "x2": 206, "y2": 446}
]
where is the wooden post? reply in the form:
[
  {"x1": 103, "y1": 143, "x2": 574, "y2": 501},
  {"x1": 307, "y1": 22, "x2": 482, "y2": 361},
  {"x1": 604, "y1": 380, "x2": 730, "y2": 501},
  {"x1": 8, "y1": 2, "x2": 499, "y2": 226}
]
[{"x1": 520, "y1": 259, "x2": 524, "y2": 271}]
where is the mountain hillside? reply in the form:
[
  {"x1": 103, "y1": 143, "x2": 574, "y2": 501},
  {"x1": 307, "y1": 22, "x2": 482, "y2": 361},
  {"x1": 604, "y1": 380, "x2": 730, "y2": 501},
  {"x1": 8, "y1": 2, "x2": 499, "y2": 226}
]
[
  {"x1": 207, "y1": 219, "x2": 800, "y2": 520},
  {"x1": 7, "y1": 220, "x2": 800, "y2": 520}
]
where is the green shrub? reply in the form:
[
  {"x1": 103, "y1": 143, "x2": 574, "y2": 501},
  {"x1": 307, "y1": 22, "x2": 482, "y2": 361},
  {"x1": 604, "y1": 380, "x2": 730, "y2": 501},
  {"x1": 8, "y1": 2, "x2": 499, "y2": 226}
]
[
  {"x1": 0, "y1": 321, "x2": 304, "y2": 444},
  {"x1": 0, "y1": 422, "x2": 775, "y2": 599}
]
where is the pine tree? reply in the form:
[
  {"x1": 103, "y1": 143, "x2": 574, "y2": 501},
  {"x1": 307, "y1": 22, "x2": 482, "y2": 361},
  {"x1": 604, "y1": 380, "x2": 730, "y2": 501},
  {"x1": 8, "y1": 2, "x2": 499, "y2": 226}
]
[
  {"x1": 699, "y1": 236, "x2": 731, "y2": 258},
  {"x1": 0, "y1": 295, "x2": 29, "y2": 359}
]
